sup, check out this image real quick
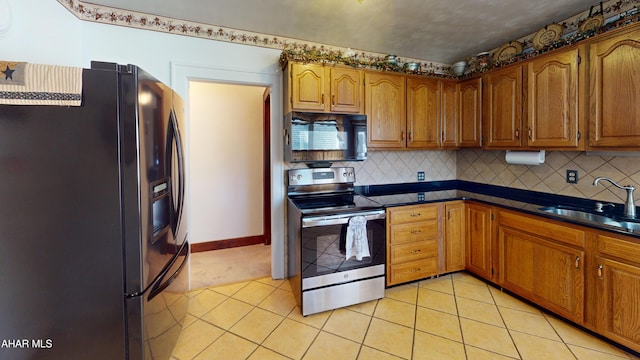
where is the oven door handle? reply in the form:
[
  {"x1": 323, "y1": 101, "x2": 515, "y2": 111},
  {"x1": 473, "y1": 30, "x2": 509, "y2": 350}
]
[{"x1": 302, "y1": 210, "x2": 386, "y2": 228}]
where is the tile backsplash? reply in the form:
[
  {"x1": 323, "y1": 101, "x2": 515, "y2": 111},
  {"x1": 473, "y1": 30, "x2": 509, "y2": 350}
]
[
  {"x1": 457, "y1": 149, "x2": 640, "y2": 205},
  {"x1": 287, "y1": 150, "x2": 457, "y2": 185},
  {"x1": 348, "y1": 150, "x2": 457, "y2": 185},
  {"x1": 287, "y1": 149, "x2": 640, "y2": 206}
]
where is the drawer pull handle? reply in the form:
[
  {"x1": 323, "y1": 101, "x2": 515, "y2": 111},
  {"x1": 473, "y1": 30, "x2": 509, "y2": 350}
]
[
  {"x1": 411, "y1": 249, "x2": 422, "y2": 254},
  {"x1": 409, "y1": 213, "x2": 421, "y2": 217},
  {"x1": 598, "y1": 264, "x2": 603, "y2": 279},
  {"x1": 411, "y1": 268, "x2": 421, "y2": 273},
  {"x1": 410, "y1": 230, "x2": 422, "y2": 234}
]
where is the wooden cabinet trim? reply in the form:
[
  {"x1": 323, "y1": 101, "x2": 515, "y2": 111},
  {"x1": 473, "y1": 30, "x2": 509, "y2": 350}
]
[
  {"x1": 597, "y1": 234, "x2": 640, "y2": 265},
  {"x1": 388, "y1": 203, "x2": 439, "y2": 224},
  {"x1": 390, "y1": 240, "x2": 438, "y2": 263},
  {"x1": 498, "y1": 209, "x2": 586, "y2": 248},
  {"x1": 390, "y1": 221, "x2": 439, "y2": 244}
]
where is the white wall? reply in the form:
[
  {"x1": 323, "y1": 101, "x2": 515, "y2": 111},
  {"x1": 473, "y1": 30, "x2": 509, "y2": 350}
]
[
  {"x1": 189, "y1": 82, "x2": 265, "y2": 243},
  {"x1": 1, "y1": 0, "x2": 286, "y2": 279},
  {"x1": 0, "y1": 0, "x2": 82, "y2": 66}
]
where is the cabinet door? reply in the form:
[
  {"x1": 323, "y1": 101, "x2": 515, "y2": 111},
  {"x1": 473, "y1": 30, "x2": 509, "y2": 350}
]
[
  {"x1": 499, "y1": 226, "x2": 584, "y2": 323},
  {"x1": 596, "y1": 257, "x2": 640, "y2": 351},
  {"x1": 444, "y1": 202, "x2": 465, "y2": 272},
  {"x1": 589, "y1": 27, "x2": 640, "y2": 148},
  {"x1": 329, "y1": 67, "x2": 363, "y2": 113},
  {"x1": 459, "y1": 78, "x2": 482, "y2": 147},
  {"x1": 290, "y1": 63, "x2": 327, "y2": 112},
  {"x1": 527, "y1": 47, "x2": 581, "y2": 148},
  {"x1": 406, "y1": 77, "x2": 440, "y2": 148},
  {"x1": 465, "y1": 203, "x2": 493, "y2": 280},
  {"x1": 483, "y1": 65, "x2": 523, "y2": 148},
  {"x1": 441, "y1": 80, "x2": 459, "y2": 148},
  {"x1": 365, "y1": 73, "x2": 406, "y2": 148}
]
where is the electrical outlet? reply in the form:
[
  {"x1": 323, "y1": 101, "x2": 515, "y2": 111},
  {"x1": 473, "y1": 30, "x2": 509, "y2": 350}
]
[
  {"x1": 566, "y1": 169, "x2": 579, "y2": 184},
  {"x1": 417, "y1": 171, "x2": 425, "y2": 181}
]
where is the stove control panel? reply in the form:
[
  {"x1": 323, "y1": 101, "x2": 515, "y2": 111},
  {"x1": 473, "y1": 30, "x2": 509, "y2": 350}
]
[{"x1": 288, "y1": 167, "x2": 355, "y2": 186}]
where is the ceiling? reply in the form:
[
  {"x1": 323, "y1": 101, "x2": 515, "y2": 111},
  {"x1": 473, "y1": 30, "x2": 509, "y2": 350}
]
[{"x1": 86, "y1": 0, "x2": 603, "y2": 64}]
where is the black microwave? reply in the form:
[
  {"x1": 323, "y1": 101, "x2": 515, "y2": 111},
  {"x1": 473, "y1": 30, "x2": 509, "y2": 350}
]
[{"x1": 284, "y1": 112, "x2": 367, "y2": 164}]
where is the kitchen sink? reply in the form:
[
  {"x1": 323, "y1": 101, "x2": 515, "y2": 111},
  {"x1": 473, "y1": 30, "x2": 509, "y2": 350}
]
[
  {"x1": 538, "y1": 205, "x2": 640, "y2": 233},
  {"x1": 602, "y1": 219, "x2": 640, "y2": 232},
  {"x1": 538, "y1": 206, "x2": 613, "y2": 222}
]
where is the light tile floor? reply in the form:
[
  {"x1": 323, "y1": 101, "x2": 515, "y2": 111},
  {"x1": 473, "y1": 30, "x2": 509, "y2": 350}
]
[{"x1": 171, "y1": 272, "x2": 639, "y2": 360}]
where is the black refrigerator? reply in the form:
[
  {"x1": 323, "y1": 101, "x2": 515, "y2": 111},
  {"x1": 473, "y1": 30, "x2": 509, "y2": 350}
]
[{"x1": 0, "y1": 62, "x2": 189, "y2": 360}]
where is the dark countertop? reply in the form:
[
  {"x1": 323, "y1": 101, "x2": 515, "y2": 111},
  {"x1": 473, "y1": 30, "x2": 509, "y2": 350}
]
[{"x1": 356, "y1": 180, "x2": 640, "y2": 239}]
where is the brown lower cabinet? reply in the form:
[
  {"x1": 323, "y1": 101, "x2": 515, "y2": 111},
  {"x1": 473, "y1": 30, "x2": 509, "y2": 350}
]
[
  {"x1": 386, "y1": 199, "x2": 640, "y2": 352},
  {"x1": 444, "y1": 201, "x2": 465, "y2": 272},
  {"x1": 386, "y1": 203, "x2": 440, "y2": 286},
  {"x1": 497, "y1": 209, "x2": 585, "y2": 324},
  {"x1": 386, "y1": 201, "x2": 466, "y2": 286},
  {"x1": 593, "y1": 234, "x2": 640, "y2": 351},
  {"x1": 481, "y1": 205, "x2": 639, "y2": 353},
  {"x1": 465, "y1": 202, "x2": 495, "y2": 281}
]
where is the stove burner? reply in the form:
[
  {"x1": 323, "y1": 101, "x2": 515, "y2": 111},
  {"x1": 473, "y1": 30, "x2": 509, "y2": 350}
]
[{"x1": 290, "y1": 193, "x2": 382, "y2": 216}]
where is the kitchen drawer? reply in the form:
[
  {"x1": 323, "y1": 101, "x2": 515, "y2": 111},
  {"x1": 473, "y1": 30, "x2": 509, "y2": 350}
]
[
  {"x1": 389, "y1": 258, "x2": 439, "y2": 284},
  {"x1": 498, "y1": 210, "x2": 585, "y2": 248},
  {"x1": 388, "y1": 204, "x2": 439, "y2": 224},
  {"x1": 598, "y1": 234, "x2": 640, "y2": 264},
  {"x1": 390, "y1": 221, "x2": 439, "y2": 244},
  {"x1": 390, "y1": 240, "x2": 438, "y2": 264}
]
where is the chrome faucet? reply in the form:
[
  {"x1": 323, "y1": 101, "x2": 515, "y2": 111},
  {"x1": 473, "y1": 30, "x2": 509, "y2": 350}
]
[{"x1": 593, "y1": 177, "x2": 636, "y2": 218}]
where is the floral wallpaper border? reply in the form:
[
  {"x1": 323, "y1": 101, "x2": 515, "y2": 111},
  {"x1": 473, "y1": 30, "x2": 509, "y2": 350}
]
[
  {"x1": 56, "y1": 0, "x2": 450, "y2": 73},
  {"x1": 512, "y1": 0, "x2": 640, "y2": 50},
  {"x1": 57, "y1": 0, "x2": 639, "y2": 75},
  {"x1": 471, "y1": 0, "x2": 640, "y2": 73}
]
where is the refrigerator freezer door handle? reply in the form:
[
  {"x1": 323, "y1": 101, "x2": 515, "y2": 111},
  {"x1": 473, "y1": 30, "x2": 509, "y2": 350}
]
[
  {"x1": 166, "y1": 109, "x2": 186, "y2": 236},
  {"x1": 126, "y1": 236, "x2": 189, "y2": 300},
  {"x1": 148, "y1": 239, "x2": 189, "y2": 301}
]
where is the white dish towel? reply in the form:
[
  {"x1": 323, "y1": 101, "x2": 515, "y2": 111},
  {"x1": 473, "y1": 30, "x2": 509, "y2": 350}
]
[{"x1": 345, "y1": 215, "x2": 370, "y2": 261}]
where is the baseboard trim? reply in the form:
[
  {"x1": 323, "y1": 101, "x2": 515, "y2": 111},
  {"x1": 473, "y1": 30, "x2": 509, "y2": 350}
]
[{"x1": 190, "y1": 235, "x2": 265, "y2": 253}]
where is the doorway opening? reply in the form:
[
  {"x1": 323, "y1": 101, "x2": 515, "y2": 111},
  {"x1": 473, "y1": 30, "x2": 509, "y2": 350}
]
[{"x1": 188, "y1": 81, "x2": 272, "y2": 288}]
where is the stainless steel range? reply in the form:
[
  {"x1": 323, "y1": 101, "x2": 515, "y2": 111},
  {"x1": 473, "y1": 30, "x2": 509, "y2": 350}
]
[{"x1": 287, "y1": 167, "x2": 386, "y2": 316}]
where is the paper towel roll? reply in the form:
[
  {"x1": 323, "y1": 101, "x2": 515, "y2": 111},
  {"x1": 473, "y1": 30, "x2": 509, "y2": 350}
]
[{"x1": 505, "y1": 150, "x2": 546, "y2": 165}]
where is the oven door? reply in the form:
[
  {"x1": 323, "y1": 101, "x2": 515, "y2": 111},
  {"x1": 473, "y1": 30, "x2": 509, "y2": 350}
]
[{"x1": 300, "y1": 210, "x2": 386, "y2": 289}]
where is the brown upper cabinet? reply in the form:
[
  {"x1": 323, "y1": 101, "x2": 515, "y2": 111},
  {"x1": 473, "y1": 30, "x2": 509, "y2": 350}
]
[
  {"x1": 483, "y1": 64, "x2": 524, "y2": 148},
  {"x1": 365, "y1": 72, "x2": 407, "y2": 148},
  {"x1": 367, "y1": 73, "x2": 460, "y2": 149},
  {"x1": 406, "y1": 77, "x2": 439, "y2": 148},
  {"x1": 483, "y1": 46, "x2": 585, "y2": 150},
  {"x1": 588, "y1": 26, "x2": 640, "y2": 149},
  {"x1": 458, "y1": 78, "x2": 483, "y2": 147},
  {"x1": 285, "y1": 63, "x2": 363, "y2": 114},
  {"x1": 527, "y1": 46, "x2": 584, "y2": 149},
  {"x1": 441, "y1": 80, "x2": 459, "y2": 148},
  {"x1": 283, "y1": 22, "x2": 640, "y2": 152}
]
